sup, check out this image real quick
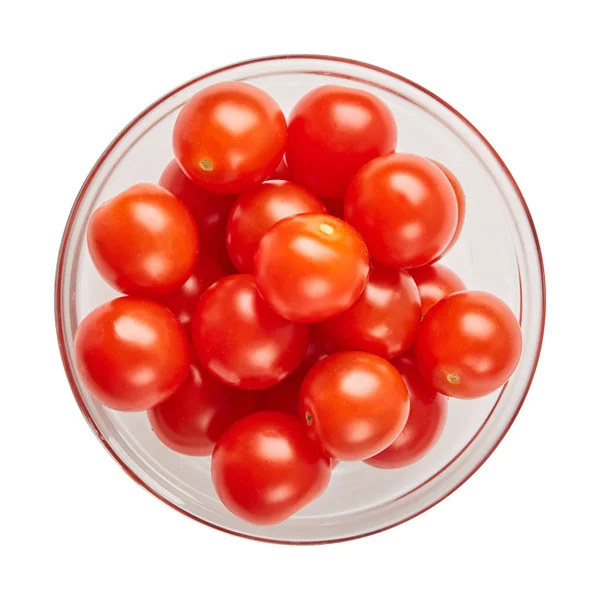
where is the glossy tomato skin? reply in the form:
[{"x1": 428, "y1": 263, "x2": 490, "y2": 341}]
[
  {"x1": 345, "y1": 154, "x2": 458, "y2": 269},
  {"x1": 317, "y1": 263, "x2": 421, "y2": 359},
  {"x1": 192, "y1": 275, "x2": 310, "y2": 390},
  {"x1": 226, "y1": 180, "x2": 326, "y2": 273},
  {"x1": 286, "y1": 85, "x2": 397, "y2": 199},
  {"x1": 365, "y1": 356, "x2": 448, "y2": 469},
  {"x1": 415, "y1": 291, "x2": 522, "y2": 399},
  {"x1": 211, "y1": 411, "x2": 332, "y2": 525},
  {"x1": 88, "y1": 183, "x2": 199, "y2": 296},
  {"x1": 409, "y1": 264, "x2": 466, "y2": 318},
  {"x1": 299, "y1": 351, "x2": 410, "y2": 461},
  {"x1": 159, "y1": 159, "x2": 236, "y2": 265},
  {"x1": 161, "y1": 256, "x2": 230, "y2": 336},
  {"x1": 254, "y1": 337, "x2": 327, "y2": 415},
  {"x1": 148, "y1": 361, "x2": 256, "y2": 456},
  {"x1": 173, "y1": 82, "x2": 287, "y2": 194},
  {"x1": 74, "y1": 297, "x2": 190, "y2": 411},
  {"x1": 255, "y1": 214, "x2": 370, "y2": 323},
  {"x1": 427, "y1": 159, "x2": 466, "y2": 261}
]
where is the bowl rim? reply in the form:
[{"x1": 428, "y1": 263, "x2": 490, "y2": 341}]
[{"x1": 55, "y1": 53, "x2": 546, "y2": 545}]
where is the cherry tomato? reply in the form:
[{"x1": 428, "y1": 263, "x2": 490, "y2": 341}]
[
  {"x1": 148, "y1": 361, "x2": 256, "y2": 456},
  {"x1": 211, "y1": 411, "x2": 331, "y2": 525},
  {"x1": 226, "y1": 180, "x2": 326, "y2": 273},
  {"x1": 192, "y1": 274, "x2": 310, "y2": 390},
  {"x1": 254, "y1": 337, "x2": 327, "y2": 415},
  {"x1": 364, "y1": 356, "x2": 448, "y2": 469},
  {"x1": 409, "y1": 264, "x2": 466, "y2": 318},
  {"x1": 286, "y1": 85, "x2": 397, "y2": 199},
  {"x1": 159, "y1": 159, "x2": 236, "y2": 265},
  {"x1": 255, "y1": 214, "x2": 370, "y2": 323},
  {"x1": 173, "y1": 82, "x2": 287, "y2": 194},
  {"x1": 87, "y1": 183, "x2": 199, "y2": 296},
  {"x1": 160, "y1": 256, "x2": 230, "y2": 336},
  {"x1": 427, "y1": 159, "x2": 466, "y2": 260},
  {"x1": 268, "y1": 159, "x2": 292, "y2": 181},
  {"x1": 415, "y1": 291, "x2": 522, "y2": 399},
  {"x1": 299, "y1": 351, "x2": 410, "y2": 460},
  {"x1": 345, "y1": 154, "x2": 458, "y2": 269},
  {"x1": 317, "y1": 263, "x2": 421, "y2": 359},
  {"x1": 74, "y1": 297, "x2": 190, "y2": 411}
]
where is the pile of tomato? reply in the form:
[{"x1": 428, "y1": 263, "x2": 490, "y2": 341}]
[{"x1": 74, "y1": 82, "x2": 522, "y2": 526}]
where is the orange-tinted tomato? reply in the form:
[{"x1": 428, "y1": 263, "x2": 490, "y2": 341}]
[
  {"x1": 173, "y1": 82, "x2": 287, "y2": 194},
  {"x1": 415, "y1": 291, "x2": 522, "y2": 399},
  {"x1": 299, "y1": 351, "x2": 410, "y2": 460},
  {"x1": 255, "y1": 214, "x2": 370, "y2": 323},
  {"x1": 87, "y1": 183, "x2": 199, "y2": 296}
]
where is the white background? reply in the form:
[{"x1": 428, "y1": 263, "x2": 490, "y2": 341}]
[{"x1": 1, "y1": 1, "x2": 598, "y2": 598}]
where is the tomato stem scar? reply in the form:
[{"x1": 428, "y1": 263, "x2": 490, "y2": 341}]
[
  {"x1": 447, "y1": 373, "x2": 460, "y2": 384},
  {"x1": 305, "y1": 411, "x2": 314, "y2": 426},
  {"x1": 319, "y1": 223, "x2": 334, "y2": 235},
  {"x1": 199, "y1": 159, "x2": 214, "y2": 171}
]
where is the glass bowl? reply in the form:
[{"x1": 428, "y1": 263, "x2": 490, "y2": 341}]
[{"x1": 55, "y1": 55, "x2": 545, "y2": 544}]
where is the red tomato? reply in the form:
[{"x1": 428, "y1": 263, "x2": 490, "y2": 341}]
[
  {"x1": 74, "y1": 297, "x2": 190, "y2": 411},
  {"x1": 268, "y1": 159, "x2": 292, "y2": 181},
  {"x1": 255, "y1": 214, "x2": 370, "y2": 323},
  {"x1": 415, "y1": 291, "x2": 522, "y2": 399},
  {"x1": 299, "y1": 351, "x2": 410, "y2": 460},
  {"x1": 317, "y1": 263, "x2": 421, "y2": 359},
  {"x1": 211, "y1": 411, "x2": 331, "y2": 525},
  {"x1": 87, "y1": 183, "x2": 199, "y2": 296},
  {"x1": 427, "y1": 159, "x2": 466, "y2": 260},
  {"x1": 161, "y1": 256, "x2": 230, "y2": 335},
  {"x1": 192, "y1": 274, "x2": 310, "y2": 390},
  {"x1": 254, "y1": 337, "x2": 327, "y2": 415},
  {"x1": 286, "y1": 85, "x2": 397, "y2": 199},
  {"x1": 226, "y1": 180, "x2": 326, "y2": 273},
  {"x1": 409, "y1": 264, "x2": 466, "y2": 318},
  {"x1": 345, "y1": 154, "x2": 458, "y2": 269},
  {"x1": 148, "y1": 361, "x2": 256, "y2": 456},
  {"x1": 364, "y1": 356, "x2": 448, "y2": 469},
  {"x1": 159, "y1": 159, "x2": 236, "y2": 265},
  {"x1": 173, "y1": 82, "x2": 287, "y2": 194}
]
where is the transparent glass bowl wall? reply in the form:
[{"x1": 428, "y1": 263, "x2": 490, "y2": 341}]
[{"x1": 56, "y1": 56, "x2": 545, "y2": 543}]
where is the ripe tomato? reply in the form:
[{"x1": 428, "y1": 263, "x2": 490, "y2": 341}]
[
  {"x1": 255, "y1": 214, "x2": 370, "y2": 323},
  {"x1": 415, "y1": 291, "x2": 522, "y2": 399},
  {"x1": 173, "y1": 82, "x2": 287, "y2": 194},
  {"x1": 345, "y1": 154, "x2": 458, "y2": 268},
  {"x1": 364, "y1": 356, "x2": 448, "y2": 469},
  {"x1": 87, "y1": 183, "x2": 199, "y2": 296},
  {"x1": 159, "y1": 159, "x2": 236, "y2": 265},
  {"x1": 409, "y1": 264, "x2": 466, "y2": 318},
  {"x1": 317, "y1": 263, "x2": 421, "y2": 359},
  {"x1": 74, "y1": 297, "x2": 190, "y2": 411},
  {"x1": 286, "y1": 85, "x2": 396, "y2": 199},
  {"x1": 192, "y1": 274, "x2": 310, "y2": 390},
  {"x1": 211, "y1": 411, "x2": 331, "y2": 525},
  {"x1": 148, "y1": 361, "x2": 256, "y2": 456},
  {"x1": 299, "y1": 351, "x2": 410, "y2": 460},
  {"x1": 226, "y1": 180, "x2": 326, "y2": 273},
  {"x1": 254, "y1": 337, "x2": 327, "y2": 415},
  {"x1": 427, "y1": 159, "x2": 466, "y2": 260},
  {"x1": 161, "y1": 256, "x2": 231, "y2": 336}
]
